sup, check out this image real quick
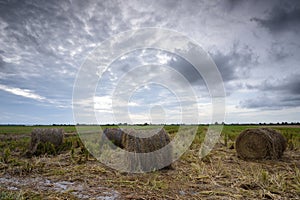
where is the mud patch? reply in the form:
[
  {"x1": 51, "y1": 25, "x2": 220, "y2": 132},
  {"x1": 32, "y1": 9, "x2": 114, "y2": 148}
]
[{"x1": 0, "y1": 175, "x2": 119, "y2": 199}]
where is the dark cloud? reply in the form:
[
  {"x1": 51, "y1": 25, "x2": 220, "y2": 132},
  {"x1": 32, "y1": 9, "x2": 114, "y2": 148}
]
[
  {"x1": 0, "y1": 56, "x2": 6, "y2": 69},
  {"x1": 240, "y1": 95, "x2": 300, "y2": 110},
  {"x1": 210, "y1": 43, "x2": 257, "y2": 82},
  {"x1": 251, "y1": 2, "x2": 300, "y2": 34},
  {"x1": 169, "y1": 56, "x2": 204, "y2": 85},
  {"x1": 93, "y1": 32, "x2": 257, "y2": 100},
  {"x1": 221, "y1": 0, "x2": 246, "y2": 12},
  {"x1": 260, "y1": 74, "x2": 300, "y2": 95},
  {"x1": 241, "y1": 74, "x2": 300, "y2": 109},
  {"x1": 268, "y1": 43, "x2": 291, "y2": 62}
]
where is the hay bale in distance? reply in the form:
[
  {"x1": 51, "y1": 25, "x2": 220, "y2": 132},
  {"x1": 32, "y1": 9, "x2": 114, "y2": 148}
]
[
  {"x1": 102, "y1": 128, "x2": 172, "y2": 171},
  {"x1": 235, "y1": 128, "x2": 287, "y2": 160},
  {"x1": 29, "y1": 128, "x2": 64, "y2": 155}
]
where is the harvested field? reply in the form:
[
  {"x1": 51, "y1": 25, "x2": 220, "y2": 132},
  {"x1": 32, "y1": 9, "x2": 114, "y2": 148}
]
[
  {"x1": 0, "y1": 125, "x2": 299, "y2": 199},
  {"x1": 30, "y1": 128, "x2": 64, "y2": 150}
]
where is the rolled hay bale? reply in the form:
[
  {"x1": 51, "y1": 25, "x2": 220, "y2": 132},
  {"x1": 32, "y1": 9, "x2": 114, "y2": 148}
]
[
  {"x1": 123, "y1": 128, "x2": 172, "y2": 172},
  {"x1": 102, "y1": 128, "x2": 125, "y2": 148},
  {"x1": 235, "y1": 128, "x2": 287, "y2": 160},
  {"x1": 102, "y1": 128, "x2": 172, "y2": 171},
  {"x1": 29, "y1": 128, "x2": 64, "y2": 155}
]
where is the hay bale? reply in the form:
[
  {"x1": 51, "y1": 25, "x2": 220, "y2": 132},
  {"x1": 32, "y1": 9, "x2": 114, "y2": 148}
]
[
  {"x1": 102, "y1": 128, "x2": 172, "y2": 171},
  {"x1": 102, "y1": 128, "x2": 125, "y2": 148},
  {"x1": 122, "y1": 128, "x2": 172, "y2": 172},
  {"x1": 122, "y1": 129, "x2": 171, "y2": 153},
  {"x1": 235, "y1": 128, "x2": 287, "y2": 160},
  {"x1": 29, "y1": 128, "x2": 64, "y2": 155}
]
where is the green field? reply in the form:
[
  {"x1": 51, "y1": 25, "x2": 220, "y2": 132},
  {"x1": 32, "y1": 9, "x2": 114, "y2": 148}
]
[
  {"x1": 0, "y1": 125, "x2": 77, "y2": 135},
  {"x1": 0, "y1": 125, "x2": 299, "y2": 199},
  {"x1": 1, "y1": 124, "x2": 298, "y2": 148}
]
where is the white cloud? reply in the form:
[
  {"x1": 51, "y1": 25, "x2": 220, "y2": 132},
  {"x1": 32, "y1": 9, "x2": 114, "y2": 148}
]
[
  {"x1": 93, "y1": 96, "x2": 113, "y2": 113},
  {"x1": 0, "y1": 84, "x2": 70, "y2": 109},
  {"x1": 2, "y1": 54, "x2": 22, "y2": 64},
  {"x1": 156, "y1": 52, "x2": 173, "y2": 64},
  {"x1": 0, "y1": 84, "x2": 46, "y2": 101}
]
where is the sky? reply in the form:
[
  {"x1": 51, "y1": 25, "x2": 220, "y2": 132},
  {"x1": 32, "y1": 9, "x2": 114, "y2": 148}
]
[{"x1": 0, "y1": 0, "x2": 300, "y2": 124}]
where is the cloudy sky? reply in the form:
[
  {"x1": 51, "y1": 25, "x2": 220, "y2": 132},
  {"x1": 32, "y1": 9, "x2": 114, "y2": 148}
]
[{"x1": 0, "y1": 0, "x2": 300, "y2": 124}]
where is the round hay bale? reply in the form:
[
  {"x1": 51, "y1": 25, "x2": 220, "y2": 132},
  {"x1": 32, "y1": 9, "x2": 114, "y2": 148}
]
[
  {"x1": 102, "y1": 128, "x2": 124, "y2": 148},
  {"x1": 122, "y1": 128, "x2": 172, "y2": 172},
  {"x1": 122, "y1": 129, "x2": 171, "y2": 153},
  {"x1": 102, "y1": 128, "x2": 172, "y2": 171},
  {"x1": 235, "y1": 128, "x2": 287, "y2": 160},
  {"x1": 29, "y1": 128, "x2": 64, "y2": 155}
]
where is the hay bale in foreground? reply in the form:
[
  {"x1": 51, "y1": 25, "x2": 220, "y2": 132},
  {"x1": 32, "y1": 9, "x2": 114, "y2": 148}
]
[
  {"x1": 122, "y1": 129, "x2": 171, "y2": 153},
  {"x1": 235, "y1": 128, "x2": 287, "y2": 160},
  {"x1": 102, "y1": 128, "x2": 124, "y2": 148},
  {"x1": 123, "y1": 128, "x2": 172, "y2": 172},
  {"x1": 29, "y1": 128, "x2": 64, "y2": 155},
  {"x1": 102, "y1": 128, "x2": 172, "y2": 171}
]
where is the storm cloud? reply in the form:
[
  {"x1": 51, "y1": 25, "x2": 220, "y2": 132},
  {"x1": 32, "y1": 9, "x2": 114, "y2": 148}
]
[
  {"x1": 0, "y1": 0, "x2": 299, "y2": 124},
  {"x1": 251, "y1": 2, "x2": 300, "y2": 33},
  {"x1": 241, "y1": 74, "x2": 300, "y2": 109},
  {"x1": 210, "y1": 43, "x2": 257, "y2": 82},
  {"x1": 260, "y1": 74, "x2": 300, "y2": 95}
]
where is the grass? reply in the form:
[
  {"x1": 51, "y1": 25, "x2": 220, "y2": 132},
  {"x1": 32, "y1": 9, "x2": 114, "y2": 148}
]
[
  {"x1": 0, "y1": 125, "x2": 299, "y2": 199},
  {"x1": 0, "y1": 125, "x2": 76, "y2": 135}
]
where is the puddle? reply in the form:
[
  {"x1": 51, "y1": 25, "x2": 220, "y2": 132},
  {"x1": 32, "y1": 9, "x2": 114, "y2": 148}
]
[
  {"x1": 53, "y1": 180, "x2": 75, "y2": 190},
  {"x1": 0, "y1": 176, "x2": 119, "y2": 199},
  {"x1": 96, "y1": 191, "x2": 119, "y2": 200}
]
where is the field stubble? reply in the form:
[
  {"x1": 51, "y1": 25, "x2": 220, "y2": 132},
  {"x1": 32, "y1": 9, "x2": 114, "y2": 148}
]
[{"x1": 0, "y1": 125, "x2": 299, "y2": 199}]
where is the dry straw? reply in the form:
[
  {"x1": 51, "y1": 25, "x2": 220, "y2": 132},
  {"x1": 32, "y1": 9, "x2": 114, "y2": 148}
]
[
  {"x1": 102, "y1": 128, "x2": 172, "y2": 171},
  {"x1": 235, "y1": 128, "x2": 287, "y2": 160},
  {"x1": 29, "y1": 128, "x2": 64, "y2": 154}
]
